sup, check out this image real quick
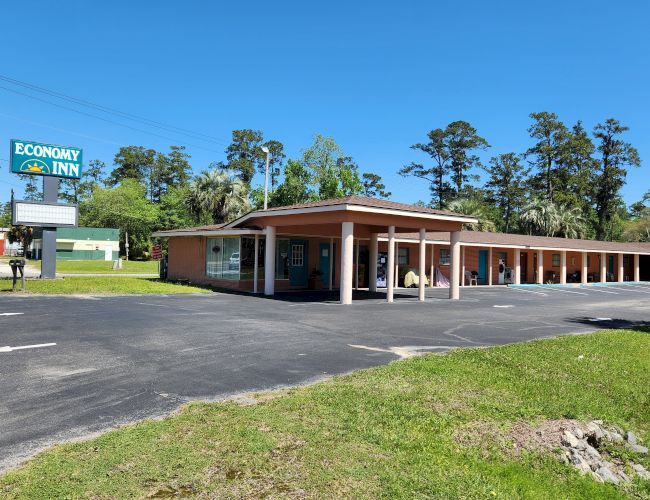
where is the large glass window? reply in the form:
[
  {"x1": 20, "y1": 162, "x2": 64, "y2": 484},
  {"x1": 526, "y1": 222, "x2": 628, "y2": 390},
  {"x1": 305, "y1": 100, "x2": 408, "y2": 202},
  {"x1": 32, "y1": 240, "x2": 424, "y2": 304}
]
[
  {"x1": 240, "y1": 236, "x2": 265, "y2": 280},
  {"x1": 552, "y1": 254, "x2": 560, "y2": 267},
  {"x1": 439, "y1": 248, "x2": 450, "y2": 265},
  {"x1": 276, "y1": 239, "x2": 289, "y2": 279},
  {"x1": 206, "y1": 237, "x2": 240, "y2": 280},
  {"x1": 398, "y1": 247, "x2": 409, "y2": 266}
]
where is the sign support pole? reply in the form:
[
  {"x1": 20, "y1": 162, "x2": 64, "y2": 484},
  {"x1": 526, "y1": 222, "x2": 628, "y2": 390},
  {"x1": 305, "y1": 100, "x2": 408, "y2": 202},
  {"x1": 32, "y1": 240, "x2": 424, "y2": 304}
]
[{"x1": 41, "y1": 177, "x2": 59, "y2": 279}]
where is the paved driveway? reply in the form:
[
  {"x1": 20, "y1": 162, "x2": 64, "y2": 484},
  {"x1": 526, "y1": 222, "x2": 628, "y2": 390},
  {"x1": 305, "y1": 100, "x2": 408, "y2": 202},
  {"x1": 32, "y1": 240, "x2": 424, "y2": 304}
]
[{"x1": 1, "y1": 284, "x2": 649, "y2": 471}]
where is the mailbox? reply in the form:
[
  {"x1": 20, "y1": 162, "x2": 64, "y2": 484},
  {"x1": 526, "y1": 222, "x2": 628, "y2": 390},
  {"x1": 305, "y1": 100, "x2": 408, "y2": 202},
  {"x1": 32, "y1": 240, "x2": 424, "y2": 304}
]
[{"x1": 9, "y1": 259, "x2": 26, "y2": 292}]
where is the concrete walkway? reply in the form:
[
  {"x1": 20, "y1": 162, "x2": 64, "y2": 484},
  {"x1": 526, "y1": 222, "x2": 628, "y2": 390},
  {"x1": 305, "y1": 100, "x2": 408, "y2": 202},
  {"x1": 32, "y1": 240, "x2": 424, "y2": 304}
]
[{"x1": 0, "y1": 260, "x2": 41, "y2": 278}]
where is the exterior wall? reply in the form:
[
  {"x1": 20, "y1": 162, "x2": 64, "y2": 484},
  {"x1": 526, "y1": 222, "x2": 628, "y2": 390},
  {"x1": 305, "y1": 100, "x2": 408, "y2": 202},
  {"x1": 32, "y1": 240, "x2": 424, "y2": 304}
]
[
  {"x1": 56, "y1": 249, "x2": 119, "y2": 260},
  {"x1": 167, "y1": 233, "x2": 648, "y2": 291},
  {"x1": 167, "y1": 235, "x2": 341, "y2": 291}
]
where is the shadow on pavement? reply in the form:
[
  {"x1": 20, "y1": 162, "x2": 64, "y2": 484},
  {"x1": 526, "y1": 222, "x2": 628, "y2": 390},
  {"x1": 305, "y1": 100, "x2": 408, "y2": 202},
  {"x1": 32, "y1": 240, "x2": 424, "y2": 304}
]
[{"x1": 567, "y1": 317, "x2": 650, "y2": 331}]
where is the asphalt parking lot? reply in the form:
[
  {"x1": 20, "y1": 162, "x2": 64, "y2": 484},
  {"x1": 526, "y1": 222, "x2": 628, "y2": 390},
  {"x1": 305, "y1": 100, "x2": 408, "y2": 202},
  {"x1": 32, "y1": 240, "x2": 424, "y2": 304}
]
[{"x1": 1, "y1": 283, "x2": 649, "y2": 471}]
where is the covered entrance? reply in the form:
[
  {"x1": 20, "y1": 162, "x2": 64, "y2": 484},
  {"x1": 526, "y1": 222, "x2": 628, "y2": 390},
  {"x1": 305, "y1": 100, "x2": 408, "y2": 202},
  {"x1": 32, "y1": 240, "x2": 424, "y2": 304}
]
[{"x1": 223, "y1": 197, "x2": 475, "y2": 304}]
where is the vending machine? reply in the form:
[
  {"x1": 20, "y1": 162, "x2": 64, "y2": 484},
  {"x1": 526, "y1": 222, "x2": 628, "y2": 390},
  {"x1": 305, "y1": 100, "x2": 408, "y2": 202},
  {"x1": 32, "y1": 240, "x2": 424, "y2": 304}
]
[
  {"x1": 376, "y1": 252, "x2": 387, "y2": 288},
  {"x1": 498, "y1": 258, "x2": 506, "y2": 285}
]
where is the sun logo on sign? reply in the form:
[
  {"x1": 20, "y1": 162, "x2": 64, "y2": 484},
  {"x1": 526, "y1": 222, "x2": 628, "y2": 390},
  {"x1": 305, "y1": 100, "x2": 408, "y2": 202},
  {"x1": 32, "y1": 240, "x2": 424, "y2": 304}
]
[{"x1": 19, "y1": 159, "x2": 50, "y2": 174}]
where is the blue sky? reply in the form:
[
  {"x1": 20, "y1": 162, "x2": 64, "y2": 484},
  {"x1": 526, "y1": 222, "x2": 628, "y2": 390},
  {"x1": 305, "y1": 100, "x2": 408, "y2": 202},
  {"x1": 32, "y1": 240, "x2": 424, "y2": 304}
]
[{"x1": 1, "y1": 1, "x2": 648, "y2": 206}]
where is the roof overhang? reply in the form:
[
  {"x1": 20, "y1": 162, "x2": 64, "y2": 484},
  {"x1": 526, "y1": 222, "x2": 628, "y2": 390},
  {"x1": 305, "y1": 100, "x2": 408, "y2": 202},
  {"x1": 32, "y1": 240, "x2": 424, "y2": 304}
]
[
  {"x1": 152, "y1": 228, "x2": 264, "y2": 238},
  {"x1": 226, "y1": 203, "x2": 478, "y2": 228}
]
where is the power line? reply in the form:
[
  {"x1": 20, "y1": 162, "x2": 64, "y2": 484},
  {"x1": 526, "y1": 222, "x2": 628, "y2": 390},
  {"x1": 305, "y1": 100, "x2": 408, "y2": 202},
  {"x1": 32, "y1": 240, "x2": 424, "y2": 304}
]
[
  {"x1": 0, "y1": 74, "x2": 230, "y2": 147},
  {"x1": 0, "y1": 85, "x2": 224, "y2": 154},
  {"x1": 0, "y1": 112, "x2": 123, "y2": 147}
]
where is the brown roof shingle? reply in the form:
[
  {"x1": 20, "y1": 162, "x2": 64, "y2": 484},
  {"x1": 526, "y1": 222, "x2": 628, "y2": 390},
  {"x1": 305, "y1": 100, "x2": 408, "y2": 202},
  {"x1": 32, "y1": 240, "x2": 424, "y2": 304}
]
[
  {"x1": 388, "y1": 230, "x2": 650, "y2": 254},
  {"x1": 261, "y1": 195, "x2": 469, "y2": 218}
]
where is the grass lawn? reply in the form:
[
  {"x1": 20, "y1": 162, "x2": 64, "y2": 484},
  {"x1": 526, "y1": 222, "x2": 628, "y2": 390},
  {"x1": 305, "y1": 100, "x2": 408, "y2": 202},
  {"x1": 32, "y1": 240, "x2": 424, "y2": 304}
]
[
  {"x1": 1, "y1": 330, "x2": 649, "y2": 499},
  {"x1": 30, "y1": 259, "x2": 160, "y2": 274},
  {"x1": 0, "y1": 277, "x2": 210, "y2": 295}
]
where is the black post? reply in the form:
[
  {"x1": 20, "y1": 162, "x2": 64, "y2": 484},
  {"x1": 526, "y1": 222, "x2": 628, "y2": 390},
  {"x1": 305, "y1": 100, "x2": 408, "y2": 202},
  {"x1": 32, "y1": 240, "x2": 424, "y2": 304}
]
[{"x1": 41, "y1": 177, "x2": 59, "y2": 279}]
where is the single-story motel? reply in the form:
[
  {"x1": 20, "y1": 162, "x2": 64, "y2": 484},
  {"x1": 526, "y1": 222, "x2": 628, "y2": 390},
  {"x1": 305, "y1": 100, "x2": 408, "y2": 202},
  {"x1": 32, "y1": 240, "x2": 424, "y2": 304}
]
[{"x1": 153, "y1": 196, "x2": 650, "y2": 304}]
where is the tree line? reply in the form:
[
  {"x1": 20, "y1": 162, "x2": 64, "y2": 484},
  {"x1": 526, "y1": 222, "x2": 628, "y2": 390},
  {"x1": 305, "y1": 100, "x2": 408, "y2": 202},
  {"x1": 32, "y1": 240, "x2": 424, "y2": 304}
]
[
  {"x1": 1, "y1": 111, "x2": 646, "y2": 259},
  {"x1": 401, "y1": 113, "x2": 643, "y2": 241}
]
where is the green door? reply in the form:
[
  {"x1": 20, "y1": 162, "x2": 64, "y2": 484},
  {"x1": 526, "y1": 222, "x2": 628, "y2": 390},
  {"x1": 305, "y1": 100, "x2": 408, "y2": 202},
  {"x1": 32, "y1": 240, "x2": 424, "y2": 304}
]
[
  {"x1": 608, "y1": 255, "x2": 615, "y2": 280},
  {"x1": 319, "y1": 242, "x2": 334, "y2": 287},
  {"x1": 478, "y1": 250, "x2": 488, "y2": 284},
  {"x1": 289, "y1": 240, "x2": 309, "y2": 287}
]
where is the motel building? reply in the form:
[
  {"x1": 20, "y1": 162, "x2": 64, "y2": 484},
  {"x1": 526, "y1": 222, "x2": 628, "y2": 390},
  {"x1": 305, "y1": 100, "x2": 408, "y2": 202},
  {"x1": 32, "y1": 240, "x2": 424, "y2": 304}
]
[{"x1": 153, "y1": 196, "x2": 650, "y2": 304}]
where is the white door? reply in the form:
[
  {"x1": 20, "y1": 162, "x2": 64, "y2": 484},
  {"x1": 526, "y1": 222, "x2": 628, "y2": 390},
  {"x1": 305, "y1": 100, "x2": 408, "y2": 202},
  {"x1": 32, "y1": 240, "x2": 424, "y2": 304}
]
[{"x1": 104, "y1": 245, "x2": 112, "y2": 261}]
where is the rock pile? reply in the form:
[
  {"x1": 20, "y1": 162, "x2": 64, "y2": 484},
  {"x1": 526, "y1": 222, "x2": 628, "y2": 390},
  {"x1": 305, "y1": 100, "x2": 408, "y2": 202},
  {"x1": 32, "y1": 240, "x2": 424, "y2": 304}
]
[{"x1": 559, "y1": 420, "x2": 649, "y2": 484}]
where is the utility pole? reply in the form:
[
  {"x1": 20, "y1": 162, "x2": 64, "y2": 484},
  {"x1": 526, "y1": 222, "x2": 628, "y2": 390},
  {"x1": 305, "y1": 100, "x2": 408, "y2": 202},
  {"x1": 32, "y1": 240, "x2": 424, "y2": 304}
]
[
  {"x1": 125, "y1": 231, "x2": 129, "y2": 261},
  {"x1": 261, "y1": 146, "x2": 271, "y2": 210}
]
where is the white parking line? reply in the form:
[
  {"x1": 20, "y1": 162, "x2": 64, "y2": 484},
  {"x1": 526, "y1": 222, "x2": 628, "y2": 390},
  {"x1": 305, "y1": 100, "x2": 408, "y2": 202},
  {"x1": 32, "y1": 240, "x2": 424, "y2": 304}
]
[
  {"x1": 0, "y1": 343, "x2": 56, "y2": 353},
  {"x1": 508, "y1": 287, "x2": 548, "y2": 296},
  {"x1": 539, "y1": 287, "x2": 589, "y2": 295},
  {"x1": 0, "y1": 313, "x2": 24, "y2": 316},
  {"x1": 581, "y1": 287, "x2": 619, "y2": 294},
  {"x1": 606, "y1": 286, "x2": 650, "y2": 295}
]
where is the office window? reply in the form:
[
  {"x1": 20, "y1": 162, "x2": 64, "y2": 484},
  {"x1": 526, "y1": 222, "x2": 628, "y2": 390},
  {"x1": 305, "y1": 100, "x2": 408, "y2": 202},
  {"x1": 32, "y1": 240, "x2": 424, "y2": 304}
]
[
  {"x1": 552, "y1": 254, "x2": 560, "y2": 267},
  {"x1": 239, "y1": 236, "x2": 265, "y2": 280},
  {"x1": 206, "y1": 237, "x2": 240, "y2": 280},
  {"x1": 398, "y1": 247, "x2": 409, "y2": 266},
  {"x1": 439, "y1": 248, "x2": 450, "y2": 265}
]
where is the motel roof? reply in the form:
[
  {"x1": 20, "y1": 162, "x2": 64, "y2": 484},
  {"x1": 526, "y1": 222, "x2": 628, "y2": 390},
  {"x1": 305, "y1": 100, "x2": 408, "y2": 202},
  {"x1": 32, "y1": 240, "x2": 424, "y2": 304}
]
[
  {"x1": 152, "y1": 196, "x2": 650, "y2": 255},
  {"x1": 388, "y1": 230, "x2": 650, "y2": 255}
]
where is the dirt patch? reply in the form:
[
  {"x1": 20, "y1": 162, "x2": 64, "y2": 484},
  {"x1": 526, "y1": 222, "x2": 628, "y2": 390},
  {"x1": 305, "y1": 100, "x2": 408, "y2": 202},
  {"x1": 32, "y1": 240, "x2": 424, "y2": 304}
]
[{"x1": 509, "y1": 418, "x2": 586, "y2": 454}]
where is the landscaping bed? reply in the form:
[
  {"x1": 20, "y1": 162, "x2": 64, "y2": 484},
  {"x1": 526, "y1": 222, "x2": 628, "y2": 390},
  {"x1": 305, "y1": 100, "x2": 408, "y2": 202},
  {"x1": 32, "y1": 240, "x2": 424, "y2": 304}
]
[{"x1": 1, "y1": 330, "x2": 648, "y2": 498}]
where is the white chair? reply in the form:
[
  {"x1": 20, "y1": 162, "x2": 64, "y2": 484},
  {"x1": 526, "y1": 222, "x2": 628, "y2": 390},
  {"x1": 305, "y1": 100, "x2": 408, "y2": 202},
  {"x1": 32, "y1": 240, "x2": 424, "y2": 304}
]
[{"x1": 465, "y1": 271, "x2": 478, "y2": 286}]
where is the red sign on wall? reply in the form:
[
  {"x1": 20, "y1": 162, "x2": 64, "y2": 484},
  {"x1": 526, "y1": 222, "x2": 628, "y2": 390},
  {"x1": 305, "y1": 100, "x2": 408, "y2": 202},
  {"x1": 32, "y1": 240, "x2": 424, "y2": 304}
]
[{"x1": 151, "y1": 244, "x2": 163, "y2": 260}]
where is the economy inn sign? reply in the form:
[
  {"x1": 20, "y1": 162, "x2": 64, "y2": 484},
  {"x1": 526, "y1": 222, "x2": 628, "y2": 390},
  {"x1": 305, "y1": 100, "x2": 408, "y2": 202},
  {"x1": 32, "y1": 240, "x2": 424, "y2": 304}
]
[{"x1": 10, "y1": 139, "x2": 83, "y2": 179}]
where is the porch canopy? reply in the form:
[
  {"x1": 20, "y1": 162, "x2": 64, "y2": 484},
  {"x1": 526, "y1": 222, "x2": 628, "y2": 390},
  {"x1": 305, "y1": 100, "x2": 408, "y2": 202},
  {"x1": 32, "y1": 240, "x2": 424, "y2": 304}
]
[{"x1": 223, "y1": 196, "x2": 477, "y2": 304}]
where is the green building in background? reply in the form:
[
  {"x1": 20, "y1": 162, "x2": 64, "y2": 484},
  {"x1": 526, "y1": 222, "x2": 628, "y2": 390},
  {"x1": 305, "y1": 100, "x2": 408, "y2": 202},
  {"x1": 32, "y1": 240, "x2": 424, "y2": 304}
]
[{"x1": 31, "y1": 227, "x2": 119, "y2": 260}]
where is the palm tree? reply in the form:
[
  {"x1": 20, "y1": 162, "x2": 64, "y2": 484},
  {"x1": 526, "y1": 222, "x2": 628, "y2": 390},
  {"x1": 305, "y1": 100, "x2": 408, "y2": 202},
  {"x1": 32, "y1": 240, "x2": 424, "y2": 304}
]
[
  {"x1": 556, "y1": 204, "x2": 586, "y2": 239},
  {"x1": 519, "y1": 199, "x2": 586, "y2": 238},
  {"x1": 185, "y1": 167, "x2": 250, "y2": 224},
  {"x1": 447, "y1": 198, "x2": 497, "y2": 232},
  {"x1": 519, "y1": 198, "x2": 559, "y2": 236}
]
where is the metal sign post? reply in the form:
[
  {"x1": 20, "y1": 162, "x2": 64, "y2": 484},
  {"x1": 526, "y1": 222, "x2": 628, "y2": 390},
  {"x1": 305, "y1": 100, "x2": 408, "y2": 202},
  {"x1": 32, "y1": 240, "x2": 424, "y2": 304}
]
[{"x1": 41, "y1": 177, "x2": 59, "y2": 279}]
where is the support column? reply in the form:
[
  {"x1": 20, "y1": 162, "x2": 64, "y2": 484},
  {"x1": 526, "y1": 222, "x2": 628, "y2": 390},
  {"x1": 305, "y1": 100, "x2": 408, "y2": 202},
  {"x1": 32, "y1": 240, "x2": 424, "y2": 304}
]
[
  {"x1": 514, "y1": 250, "x2": 521, "y2": 285},
  {"x1": 253, "y1": 234, "x2": 259, "y2": 294},
  {"x1": 536, "y1": 250, "x2": 544, "y2": 284},
  {"x1": 488, "y1": 246, "x2": 493, "y2": 286},
  {"x1": 264, "y1": 226, "x2": 276, "y2": 296},
  {"x1": 634, "y1": 254, "x2": 640, "y2": 282},
  {"x1": 354, "y1": 239, "x2": 360, "y2": 290},
  {"x1": 618, "y1": 253, "x2": 624, "y2": 282},
  {"x1": 450, "y1": 231, "x2": 461, "y2": 300},
  {"x1": 340, "y1": 222, "x2": 354, "y2": 305},
  {"x1": 418, "y1": 228, "x2": 426, "y2": 301},
  {"x1": 394, "y1": 242, "x2": 399, "y2": 288},
  {"x1": 369, "y1": 233, "x2": 378, "y2": 293},
  {"x1": 560, "y1": 251, "x2": 567, "y2": 285},
  {"x1": 430, "y1": 244, "x2": 435, "y2": 285},
  {"x1": 600, "y1": 252, "x2": 607, "y2": 283},
  {"x1": 329, "y1": 238, "x2": 334, "y2": 290},
  {"x1": 581, "y1": 252, "x2": 588, "y2": 285},
  {"x1": 460, "y1": 245, "x2": 466, "y2": 286},
  {"x1": 387, "y1": 226, "x2": 396, "y2": 303}
]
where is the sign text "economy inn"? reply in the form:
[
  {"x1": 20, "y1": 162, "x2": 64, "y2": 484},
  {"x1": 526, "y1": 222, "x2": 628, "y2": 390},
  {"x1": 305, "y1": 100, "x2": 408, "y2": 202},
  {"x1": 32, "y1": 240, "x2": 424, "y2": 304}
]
[{"x1": 10, "y1": 139, "x2": 83, "y2": 179}]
